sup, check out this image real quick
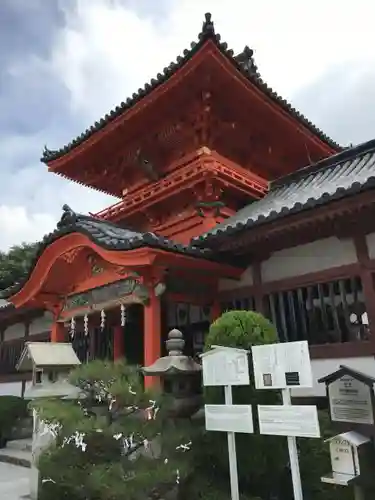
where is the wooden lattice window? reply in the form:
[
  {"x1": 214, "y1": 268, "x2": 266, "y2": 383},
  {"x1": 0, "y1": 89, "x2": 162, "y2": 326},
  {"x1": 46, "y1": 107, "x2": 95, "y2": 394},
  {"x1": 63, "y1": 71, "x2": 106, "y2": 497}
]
[
  {"x1": 265, "y1": 276, "x2": 367, "y2": 344},
  {"x1": 220, "y1": 296, "x2": 255, "y2": 314}
]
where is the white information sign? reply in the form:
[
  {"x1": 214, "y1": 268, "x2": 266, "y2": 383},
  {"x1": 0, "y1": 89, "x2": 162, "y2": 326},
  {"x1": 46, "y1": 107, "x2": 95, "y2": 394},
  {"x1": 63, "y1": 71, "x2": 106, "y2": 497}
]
[
  {"x1": 252, "y1": 341, "x2": 313, "y2": 390},
  {"x1": 202, "y1": 347, "x2": 250, "y2": 387},
  {"x1": 328, "y1": 375, "x2": 374, "y2": 425},
  {"x1": 205, "y1": 404, "x2": 254, "y2": 434},
  {"x1": 258, "y1": 404, "x2": 321, "y2": 438}
]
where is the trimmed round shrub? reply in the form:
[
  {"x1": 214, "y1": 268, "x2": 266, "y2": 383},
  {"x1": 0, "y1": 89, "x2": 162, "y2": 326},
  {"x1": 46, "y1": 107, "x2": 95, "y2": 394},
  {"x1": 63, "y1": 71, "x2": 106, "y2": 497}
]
[{"x1": 205, "y1": 310, "x2": 277, "y2": 350}]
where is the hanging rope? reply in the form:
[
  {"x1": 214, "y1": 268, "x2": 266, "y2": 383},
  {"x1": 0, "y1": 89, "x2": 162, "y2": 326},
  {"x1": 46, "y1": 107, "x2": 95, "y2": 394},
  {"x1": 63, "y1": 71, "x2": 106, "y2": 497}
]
[
  {"x1": 70, "y1": 316, "x2": 76, "y2": 338},
  {"x1": 121, "y1": 304, "x2": 126, "y2": 327},
  {"x1": 100, "y1": 309, "x2": 106, "y2": 330},
  {"x1": 84, "y1": 314, "x2": 89, "y2": 336}
]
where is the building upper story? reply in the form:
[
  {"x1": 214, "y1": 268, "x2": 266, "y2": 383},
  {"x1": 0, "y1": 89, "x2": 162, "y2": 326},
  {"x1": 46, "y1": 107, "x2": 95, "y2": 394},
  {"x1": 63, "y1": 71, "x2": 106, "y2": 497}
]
[{"x1": 2, "y1": 13, "x2": 375, "y2": 398}]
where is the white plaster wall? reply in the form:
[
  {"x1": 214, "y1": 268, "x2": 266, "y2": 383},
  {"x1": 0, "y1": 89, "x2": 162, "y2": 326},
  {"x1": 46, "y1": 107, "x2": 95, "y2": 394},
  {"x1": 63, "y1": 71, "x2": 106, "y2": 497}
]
[
  {"x1": 292, "y1": 356, "x2": 375, "y2": 398},
  {"x1": 25, "y1": 380, "x2": 32, "y2": 395},
  {"x1": 3, "y1": 322, "x2": 26, "y2": 341},
  {"x1": 261, "y1": 237, "x2": 357, "y2": 283},
  {"x1": 29, "y1": 312, "x2": 53, "y2": 336},
  {"x1": 366, "y1": 232, "x2": 375, "y2": 259},
  {"x1": 0, "y1": 382, "x2": 22, "y2": 397},
  {"x1": 219, "y1": 266, "x2": 253, "y2": 291}
]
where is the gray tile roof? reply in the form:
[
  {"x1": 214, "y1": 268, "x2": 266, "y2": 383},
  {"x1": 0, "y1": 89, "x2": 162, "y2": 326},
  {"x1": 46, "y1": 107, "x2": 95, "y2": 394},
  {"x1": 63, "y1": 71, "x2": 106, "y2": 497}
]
[
  {"x1": 41, "y1": 13, "x2": 339, "y2": 163},
  {"x1": 194, "y1": 138, "x2": 375, "y2": 247},
  {"x1": 54, "y1": 205, "x2": 210, "y2": 256},
  {"x1": 0, "y1": 205, "x2": 215, "y2": 299}
]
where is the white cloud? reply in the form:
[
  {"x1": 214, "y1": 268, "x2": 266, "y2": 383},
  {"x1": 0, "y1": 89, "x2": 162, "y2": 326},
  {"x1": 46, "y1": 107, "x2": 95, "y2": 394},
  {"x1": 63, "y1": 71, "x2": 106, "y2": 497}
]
[
  {"x1": 2, "y1": 0, "x2": 375, "y2": 250},
  {"x1": 51, "y1": 0, "x2": 375, "y2": 122},
  {"x1": 0, "y1": 206, "x2": 55, "y2": 250}
]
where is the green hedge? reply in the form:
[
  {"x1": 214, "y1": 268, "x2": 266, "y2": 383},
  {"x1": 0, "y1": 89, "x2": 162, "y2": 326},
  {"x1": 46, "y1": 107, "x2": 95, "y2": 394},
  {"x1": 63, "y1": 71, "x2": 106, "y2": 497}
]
[{"x1": 0, "y1": 395, "x2": 28, "y2": 446}]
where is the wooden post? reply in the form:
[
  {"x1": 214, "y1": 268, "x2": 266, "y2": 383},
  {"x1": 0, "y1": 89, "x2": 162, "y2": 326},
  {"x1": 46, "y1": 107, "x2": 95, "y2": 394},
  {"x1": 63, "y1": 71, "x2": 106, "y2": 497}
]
[
  {"x1": 144, "y1": 288, "x2": 161, "y2": 389},
  {"x1": 113, "y1": 325, "x2": 124, "y2": 361},
  {"x1": 51, "y1": 321, "x2": 66, "y2": 342},
  {"x1": 210, "y1": 300, "x2": 221, "y2": 323},
  {"x1": 354, "y1": 234, "x2": 375, "y2": 339},
  {"x1": 22, "y1": 321, "x2": 30, "y2": 398},
  {"x1": 252, "y1": 260, "x2": 264, "y2": 313}
]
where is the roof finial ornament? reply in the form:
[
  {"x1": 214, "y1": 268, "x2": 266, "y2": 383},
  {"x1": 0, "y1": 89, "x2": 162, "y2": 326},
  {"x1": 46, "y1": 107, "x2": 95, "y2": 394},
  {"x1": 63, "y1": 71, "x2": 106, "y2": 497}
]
[
  {"x1": 200, "y1": 12, "x2": 215, "y2": 39},
  {"x1": 235, "y1": 45, "x2": 259, "y2": 77},
  {"x1": 57, "y1": 204, "x2": 78, "y2": 228},
  {"x1": 41, "y1": 144, "x2": 59, "y2": 163}
]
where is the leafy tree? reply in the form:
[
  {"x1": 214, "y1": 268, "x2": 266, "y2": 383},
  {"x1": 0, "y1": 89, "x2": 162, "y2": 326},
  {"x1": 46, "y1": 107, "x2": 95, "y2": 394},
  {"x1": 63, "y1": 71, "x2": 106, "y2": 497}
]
[{"x1": 0, "y1": 242, "x2": 39, "y2": 290}]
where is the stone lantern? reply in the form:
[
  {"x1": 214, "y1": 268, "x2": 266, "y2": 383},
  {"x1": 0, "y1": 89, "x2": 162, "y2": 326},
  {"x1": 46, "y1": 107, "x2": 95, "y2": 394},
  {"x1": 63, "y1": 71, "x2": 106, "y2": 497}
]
[
  {"x1": 142, "y1": 328, "x2": 202, "y2": 418},
  {"x1": 16, "y1": 342, "x2": 81, "y2": 500}
]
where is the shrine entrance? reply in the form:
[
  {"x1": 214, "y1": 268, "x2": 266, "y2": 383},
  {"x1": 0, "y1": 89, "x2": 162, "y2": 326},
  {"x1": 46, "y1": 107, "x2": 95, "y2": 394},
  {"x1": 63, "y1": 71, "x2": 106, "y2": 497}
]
[
  {"x1": 2, "y1": 209, "x2": 242, "y2": 387},
  {"x1": 67, "y1": 302, "x2": 145, "y2": 366},
  {"x1": 122, "y1": 304, "x2": 144, "y2": 366}
]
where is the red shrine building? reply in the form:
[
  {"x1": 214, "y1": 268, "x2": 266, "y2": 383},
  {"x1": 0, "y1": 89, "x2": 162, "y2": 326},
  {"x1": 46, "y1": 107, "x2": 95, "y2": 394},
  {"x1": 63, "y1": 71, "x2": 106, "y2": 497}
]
[{"x1": 2, "y1": 13, "x2": 375, "y2": 396}]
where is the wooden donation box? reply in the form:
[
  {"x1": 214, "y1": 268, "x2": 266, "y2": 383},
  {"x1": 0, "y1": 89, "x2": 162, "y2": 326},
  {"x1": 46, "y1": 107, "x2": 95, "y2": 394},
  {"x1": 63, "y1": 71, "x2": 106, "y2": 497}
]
[
  {"x1": 322, "y1": 432, "x2": 372, "y2": 486},
  {"x1": 319, "y1": 365, "x2": 375, "y2": 489}
]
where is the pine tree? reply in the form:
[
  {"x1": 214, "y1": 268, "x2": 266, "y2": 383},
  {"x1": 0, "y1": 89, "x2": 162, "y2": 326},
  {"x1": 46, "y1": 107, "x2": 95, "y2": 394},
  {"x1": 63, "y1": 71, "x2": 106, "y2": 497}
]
[{"x1": 32, "y1": 360, "x2": 198, "y2": 500}]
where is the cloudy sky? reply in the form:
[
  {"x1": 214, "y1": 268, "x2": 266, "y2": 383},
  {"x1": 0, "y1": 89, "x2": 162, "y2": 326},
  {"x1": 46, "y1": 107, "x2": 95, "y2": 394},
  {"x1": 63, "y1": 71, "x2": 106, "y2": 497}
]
[{"x1": 1, "y1": 0, "x2": 375, "y2": 251}]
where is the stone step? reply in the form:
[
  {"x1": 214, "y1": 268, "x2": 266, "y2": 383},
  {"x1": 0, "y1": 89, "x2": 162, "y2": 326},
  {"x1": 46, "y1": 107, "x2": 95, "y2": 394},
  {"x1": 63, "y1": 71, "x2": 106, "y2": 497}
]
[
  {"x1": 0, "y1": 448, "x2": 31, "y2": 468},
  {"x1": 6, "y1": 438, "x2": 32, "y2": 453}
]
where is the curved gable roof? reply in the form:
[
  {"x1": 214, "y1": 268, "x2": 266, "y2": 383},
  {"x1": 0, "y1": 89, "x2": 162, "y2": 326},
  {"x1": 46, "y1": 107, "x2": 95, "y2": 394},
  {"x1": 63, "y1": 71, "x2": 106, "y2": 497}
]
[
  {"x1": 0, "y1": 205, "x2": 213, "y2": 300},
  {"x1": 42, "y1": 12, "x2": 339, "y2": 164}
]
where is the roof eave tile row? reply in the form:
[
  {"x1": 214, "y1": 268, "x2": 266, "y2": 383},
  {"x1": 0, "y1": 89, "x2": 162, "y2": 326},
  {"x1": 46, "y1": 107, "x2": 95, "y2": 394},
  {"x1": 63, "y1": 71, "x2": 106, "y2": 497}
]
[{"x1": 41, "y1": 13, "x2": 339, "y2": 164}]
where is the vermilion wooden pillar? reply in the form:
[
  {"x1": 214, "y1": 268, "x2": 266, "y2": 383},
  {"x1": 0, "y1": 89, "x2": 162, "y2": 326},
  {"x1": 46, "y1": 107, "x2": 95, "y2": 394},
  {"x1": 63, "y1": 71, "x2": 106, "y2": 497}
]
[
  {"x1": 113, "y1": 325, "x2": 124, "y2": 360},
  {"x1": 51, "y1": 321, "x2": 66, "y2": 342},
  {"x1": 210, "y1": 300, "x2": 221, "y2": 323},
  {"x1": 144, "y1": 289, "x2": 161, "y2": 389},
  {"x1": 354, "y1": 234, "x2": 375, "y2": 338}
]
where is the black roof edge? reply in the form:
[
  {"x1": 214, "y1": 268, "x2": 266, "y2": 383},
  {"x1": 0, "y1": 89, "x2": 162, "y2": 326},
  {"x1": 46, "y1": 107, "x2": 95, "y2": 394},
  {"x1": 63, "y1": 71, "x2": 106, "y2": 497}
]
[
  {"x1": 0, "y1": 205, "x2": 242, "y2": 300},
  {"x1": 272, "y1": 138, "x2": 375, "y2": 190},
  {"x1": 41, "y1": 12, "x2": 340, "y2": 164},
  {"x1": 318, "y1": 364, "x2": 375, "y2": 385}
]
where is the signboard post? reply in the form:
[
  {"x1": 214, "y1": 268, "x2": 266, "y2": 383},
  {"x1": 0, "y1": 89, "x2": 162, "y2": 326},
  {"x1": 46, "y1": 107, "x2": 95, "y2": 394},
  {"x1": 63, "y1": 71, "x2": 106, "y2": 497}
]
[
  {"x1": 319, "y1": 365, "x2": 375, "y2": 426},
  {"x1": 281, "y1": 388, "x2": 304, "y2": 500},
  {"x1": 201, "y1": 346, "x2": 251, "y2": 500},
  {"x1": 225, "y1": 384, "x2": 240, "y2": 500},
  {"x1": 252, "y1": 341, "x2": 320, "y2": 500}
]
